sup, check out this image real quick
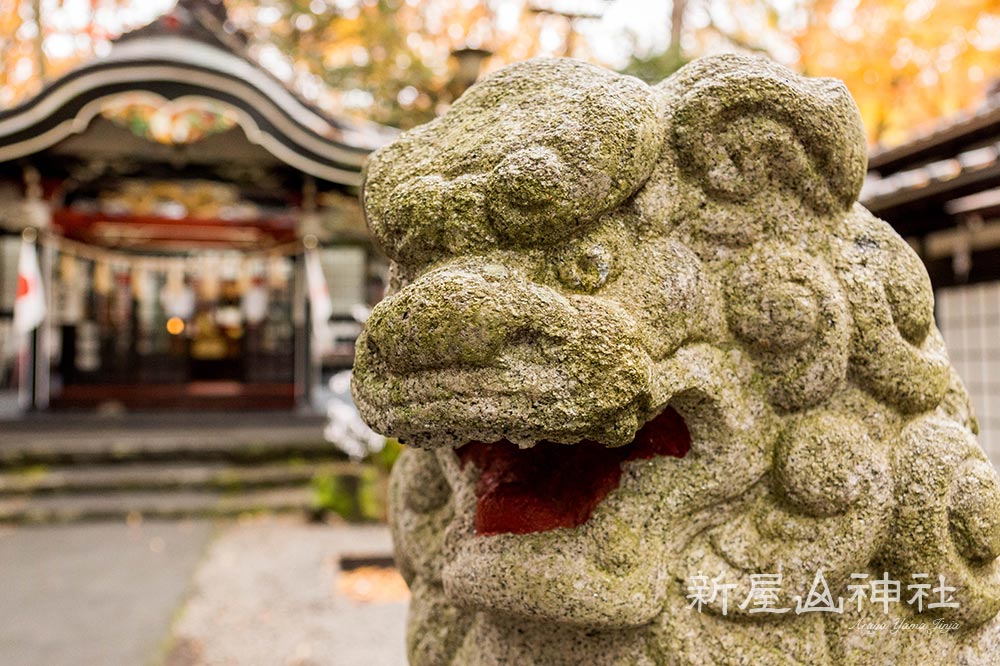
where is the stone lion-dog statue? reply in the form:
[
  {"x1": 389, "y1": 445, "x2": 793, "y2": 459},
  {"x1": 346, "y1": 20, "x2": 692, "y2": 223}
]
[{"x1": 351, "y1": 54, "x2": 1000, "y2": 665}]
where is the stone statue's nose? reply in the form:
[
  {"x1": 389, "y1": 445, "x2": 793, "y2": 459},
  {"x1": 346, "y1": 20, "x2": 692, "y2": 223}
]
[{"x1": 363, "y1": 268, "x2": 520, "y2": 373}]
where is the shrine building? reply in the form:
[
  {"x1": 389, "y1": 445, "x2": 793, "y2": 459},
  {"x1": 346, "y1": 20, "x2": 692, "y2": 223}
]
[{"x1": 0, "y1": 0, "x2": 396, "y2": 413}]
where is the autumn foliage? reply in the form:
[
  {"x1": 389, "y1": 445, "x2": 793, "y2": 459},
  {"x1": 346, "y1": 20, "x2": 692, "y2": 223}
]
[{"x1": 0, "y1": 0, "x2": 998, "y2": 146}]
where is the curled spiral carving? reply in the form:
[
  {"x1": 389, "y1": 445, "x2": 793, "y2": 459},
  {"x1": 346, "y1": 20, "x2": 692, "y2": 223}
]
[
  {"x1": 723, "y1": 243, "x2": 850, "y2": 411},
  {"x1": 886, "y1": 416, "x2": 1000, "y2": 625},
  {"x1": 832, "y1": 207, "x2": 951, "y2": 413}
]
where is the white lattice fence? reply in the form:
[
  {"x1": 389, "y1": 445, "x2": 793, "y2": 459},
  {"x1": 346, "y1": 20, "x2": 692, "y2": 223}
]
[{"x1": 937, "y1": 281, "x2": 1000, "y2": 467}]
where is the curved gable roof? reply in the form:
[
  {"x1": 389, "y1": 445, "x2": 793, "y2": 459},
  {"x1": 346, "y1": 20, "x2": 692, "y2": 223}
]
[{"x1": 0, "y1": 8, "x2": 396, "y2": 186}]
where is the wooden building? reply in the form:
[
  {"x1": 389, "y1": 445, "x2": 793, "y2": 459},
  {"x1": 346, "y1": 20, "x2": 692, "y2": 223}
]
[{"x1": 0, "y1": 0, "x2": 395, "y2": 413}]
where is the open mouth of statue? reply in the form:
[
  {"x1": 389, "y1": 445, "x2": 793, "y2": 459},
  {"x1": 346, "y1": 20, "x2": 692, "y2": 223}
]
[{"x1": 455, "y1": 407, "x2": 691, "y2": 536}]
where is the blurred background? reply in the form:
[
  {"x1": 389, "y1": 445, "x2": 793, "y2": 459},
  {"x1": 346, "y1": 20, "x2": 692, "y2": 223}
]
[{"x1": 0, "y1": 1, "x2": 997, "y2": 664}]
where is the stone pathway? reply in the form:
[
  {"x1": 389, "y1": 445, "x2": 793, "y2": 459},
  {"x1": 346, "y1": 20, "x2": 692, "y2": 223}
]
[
  {"x1": 0, "y1": 518, "x2": 407, "y2": 666},
  {"x1": 0, "y1": 520, "x2": 215, "y2": 666},
  {"x1": 164, "y1": 518, "x2": 408, "y2": 666}
]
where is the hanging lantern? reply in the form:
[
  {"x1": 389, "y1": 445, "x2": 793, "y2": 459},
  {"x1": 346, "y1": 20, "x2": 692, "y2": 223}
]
[
  {"x1": 198, "y1": 259, "x2": 220, "y2": 301},
  {"x1": 268, "y1": 256, "x2": 289, "y2": 290},
  {"x1": 113, "y1": 263, "x2": 132, "y2": 292},
  {"x1": 241, "y1": 276, "x2": 270, "y2": 325},
  {"x1": 237, "y1": 258, "x2": 255, "y2": 293},
  {"x1": 93, "y1": 260, "x2": 112, "y2": 296},
  {"x1": 132, "y1": 263, "x2": 153, "y2": 302},
  {"x1": 56, "y1": 255, "x2": 86, "y2": 325},
  {"x1": 59, "y1": 255, "x2": 78, "y2": 283},
  {"x1": 160, "y1": 264, "x2": 195, "y2": 319}
]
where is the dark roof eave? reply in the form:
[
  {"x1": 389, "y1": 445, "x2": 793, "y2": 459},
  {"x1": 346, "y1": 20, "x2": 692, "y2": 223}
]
[
  {"x1": 0, "y1": 36, "x2": 396, "y2": 186},
  {"x1": 868, "y1": 104, "x2": 1000, "y2": 175},
  {"x1": 863, "y1": 161, "x2": 1000, "y2": 237}
]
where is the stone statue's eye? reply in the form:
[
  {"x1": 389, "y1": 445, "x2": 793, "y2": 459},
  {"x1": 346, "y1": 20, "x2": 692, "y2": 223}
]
[{"x1": 557, "y1": 243, "x2": 613, "y2": 292}]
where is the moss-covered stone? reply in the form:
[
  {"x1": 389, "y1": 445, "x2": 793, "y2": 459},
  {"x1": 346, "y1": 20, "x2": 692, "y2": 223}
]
[{"x1": 353, "y1": 54, "x2": 1000, "y2": 665}]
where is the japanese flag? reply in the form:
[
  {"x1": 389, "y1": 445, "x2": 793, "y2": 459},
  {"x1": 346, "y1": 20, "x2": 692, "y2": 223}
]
[{"x1": 13, "y1": 237, "x2": 46, "y2": 334}]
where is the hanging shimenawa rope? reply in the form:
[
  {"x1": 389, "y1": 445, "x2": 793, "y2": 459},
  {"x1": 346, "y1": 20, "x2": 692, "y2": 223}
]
[{"x1": 33, "y1": 228, "x2": 310, "y2": 275}]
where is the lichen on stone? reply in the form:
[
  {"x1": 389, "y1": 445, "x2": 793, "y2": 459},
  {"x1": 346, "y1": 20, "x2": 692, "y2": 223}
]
[{"x1": 353, "y1": 54, "x2": 1000, "y2": 665}]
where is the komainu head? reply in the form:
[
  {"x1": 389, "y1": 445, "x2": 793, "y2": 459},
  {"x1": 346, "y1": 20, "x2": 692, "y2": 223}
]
[{"x1": 352, "y1": 55, "x2": 1000, "y2": 665}]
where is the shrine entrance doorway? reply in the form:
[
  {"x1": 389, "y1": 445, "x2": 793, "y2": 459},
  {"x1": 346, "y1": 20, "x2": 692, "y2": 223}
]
[{"x1": 48, "y1": 200, "x2": 302, "y2": 411}]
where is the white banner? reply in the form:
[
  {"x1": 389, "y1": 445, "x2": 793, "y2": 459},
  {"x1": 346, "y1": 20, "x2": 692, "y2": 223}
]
[
  {"x1": 13, "y1": 237, "x2": 46, "y2": 334},
  {"x1": 305, "y1": 249, "x2": 334, "y2": 353}
]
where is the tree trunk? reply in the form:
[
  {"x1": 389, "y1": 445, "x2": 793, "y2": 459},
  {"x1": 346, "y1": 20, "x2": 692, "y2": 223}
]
[
  {"x1": 668, "y1": 0, "x2": 687, "y2": 62},
  {"x1": 32, "y1": 0, "x2": 45, "y2": 80}
]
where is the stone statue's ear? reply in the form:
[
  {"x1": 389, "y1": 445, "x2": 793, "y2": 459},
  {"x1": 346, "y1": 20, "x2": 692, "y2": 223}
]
[
  {"x1": 667, "y1": 55, "x2": 867, "y2": 215},
  {"x1": 363, "y1": 58, "x2": 666, "y2": 264}
]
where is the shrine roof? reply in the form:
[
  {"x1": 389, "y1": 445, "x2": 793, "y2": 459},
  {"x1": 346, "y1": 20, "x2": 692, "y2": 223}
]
[
  {"x1": 862, "y1": 92, "x2": 1000, "y2": 239},
  {"x1": 0, "y1": 0, "x2": 397, "y2": 187}
]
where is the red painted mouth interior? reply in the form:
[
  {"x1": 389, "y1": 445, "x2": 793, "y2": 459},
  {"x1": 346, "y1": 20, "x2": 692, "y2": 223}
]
[{"x1": 455, "y1": 407, "x2": 690, "y2": 536}]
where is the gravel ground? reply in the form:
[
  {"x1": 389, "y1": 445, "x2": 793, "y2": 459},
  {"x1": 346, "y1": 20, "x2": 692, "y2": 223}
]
[{"x1": 164, "y1": 517, "x2": 408, "y2": 666}]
